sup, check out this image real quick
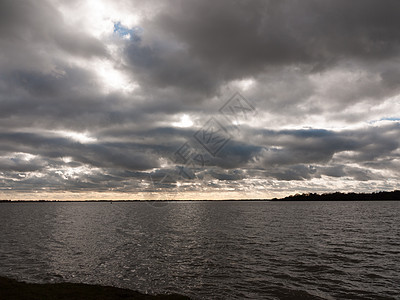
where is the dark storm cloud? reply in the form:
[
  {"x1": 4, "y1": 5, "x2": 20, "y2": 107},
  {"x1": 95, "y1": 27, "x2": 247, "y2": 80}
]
[
  {"x1": 125, "y1": 40, "x2": 219, "y2": 95},
  {"x1": 169, "y1": 0, "x2": 400, "y2": 63},
  {"x1": 257, "y1": 123, "x2": 400, "y2": 166},
  {"x1": 0, "y1": 0, "x2": 400, "y2": 196},
  {"x1": 2, "y1": 107, "x2": 398, "y2": 192},
  {"x1": 0, "y1": 66, "x2": 183, "y2": 131},
  {"x1": 208, "y1": 169, "x2": 245, "y2": 181},
  {"x1": 126, "y1": 0, "x2": 400, "y2": 94},
  {"x1": 0, "y1": 131, "x2": 159, "y2": 171},
  {"x1": 0, "y1": 157, "x2": 45, "y2": 172}
]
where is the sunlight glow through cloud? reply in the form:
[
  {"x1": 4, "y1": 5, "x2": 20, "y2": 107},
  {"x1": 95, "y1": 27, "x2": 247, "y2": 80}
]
[
  {"x1": 173, "y1": 114, "x2": 194, "y2": 128},
  {"x1": 56, "y1": 0, "x2": 140, "y2": 38},
  {"x1": 237, "y1": 78, "x2": 255, "y2": 91},
  {"x1": 54, "y1": 130, "x2": 97, "y2": 144},
  {"x1": 96, "y1": 60, "x2": 139, "y2": 93}
]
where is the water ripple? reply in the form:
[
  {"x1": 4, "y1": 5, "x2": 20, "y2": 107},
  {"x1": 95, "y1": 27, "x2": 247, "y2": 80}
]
[{"x1": 0, "y1": 201, "x2": 399, "y2": 299}]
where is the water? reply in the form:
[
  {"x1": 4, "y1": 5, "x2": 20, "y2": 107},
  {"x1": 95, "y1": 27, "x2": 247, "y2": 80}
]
[{"x1": 0, "y1": 201, "x2": 399, "y2": 299}]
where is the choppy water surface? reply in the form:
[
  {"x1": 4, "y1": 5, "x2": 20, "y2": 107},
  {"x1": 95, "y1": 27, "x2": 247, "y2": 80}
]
[{"x1": 0, "y1": 201, "x2": 399, "y2": 299}]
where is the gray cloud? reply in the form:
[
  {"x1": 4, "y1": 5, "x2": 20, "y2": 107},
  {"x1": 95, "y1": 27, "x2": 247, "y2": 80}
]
[
  {"x1": 138, "y1": 0, "x2": 400, "y2": 91},
  {"x1": 0, "y1": 0, "x2": 399, "y2": 198},
  {"x1": 0, "y1": 0, "x2": 107, "y2": 74}
]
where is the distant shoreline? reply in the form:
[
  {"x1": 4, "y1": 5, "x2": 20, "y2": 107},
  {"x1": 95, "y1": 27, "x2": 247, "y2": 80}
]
[{"x1": 1, "y1": 190, "x2": 399, "y2": 202}]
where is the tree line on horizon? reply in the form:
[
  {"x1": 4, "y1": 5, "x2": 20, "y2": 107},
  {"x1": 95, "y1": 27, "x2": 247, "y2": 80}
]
[{"x1": 272, "y1": 190, "x2": 400, "y2": 201}]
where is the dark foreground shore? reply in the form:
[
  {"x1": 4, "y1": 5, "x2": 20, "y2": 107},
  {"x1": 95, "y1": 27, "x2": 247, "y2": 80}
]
[{"x1": 0, "y1": 276, "x2": 190, "y2": 300}]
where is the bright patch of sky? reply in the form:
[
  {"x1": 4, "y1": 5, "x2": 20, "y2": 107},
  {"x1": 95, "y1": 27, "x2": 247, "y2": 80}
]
[
  {"x1": 113, "y1": 22, "x2": 142, "y2": 41},
  {"x1": 52, "y1": 130, "x2": 97, "y2": 144}
]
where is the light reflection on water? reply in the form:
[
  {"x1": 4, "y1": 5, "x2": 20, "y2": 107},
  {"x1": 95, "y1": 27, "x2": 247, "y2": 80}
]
[{"x1": 0, "y1": 201, "x2": 399, "y2": 299}]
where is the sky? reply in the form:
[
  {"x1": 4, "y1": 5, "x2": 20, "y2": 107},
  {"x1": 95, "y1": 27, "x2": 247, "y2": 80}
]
[{"x1": 0, "y1": 0, "x2": 399, "y2": 200}]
